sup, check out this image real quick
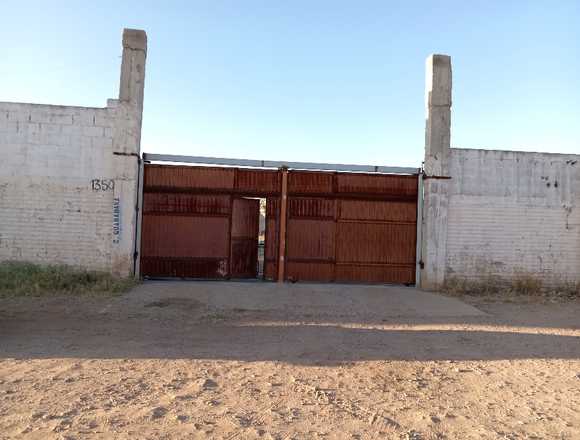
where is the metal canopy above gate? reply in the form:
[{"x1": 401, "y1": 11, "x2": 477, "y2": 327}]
[{"x1": 142, "y1": 153, "x2": 420, "y2": 175}]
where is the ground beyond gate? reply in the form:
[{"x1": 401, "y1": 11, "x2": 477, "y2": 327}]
[{"x1": 140, "y1": 158, "x2": 420, "y2": 284}]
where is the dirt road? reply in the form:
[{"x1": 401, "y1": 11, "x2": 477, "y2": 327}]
[{"x1": 1, "y1": 282, "x2": 579, "y2": 439}]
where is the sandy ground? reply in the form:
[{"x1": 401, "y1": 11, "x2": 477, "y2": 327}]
[{"x1": 1, "y1": 281, "x2": 579, "y2": 439}]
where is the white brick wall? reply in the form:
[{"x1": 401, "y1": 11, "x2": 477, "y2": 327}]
[
  {"x1": 0, "y1": 102, "x2": 131, "y2": 272},
  {"x1": 445, "y1": 148, "x2": 580, "y2": 284},
  {"x1": 0, "y1": 29, "x2": 146, "y2": 277}
]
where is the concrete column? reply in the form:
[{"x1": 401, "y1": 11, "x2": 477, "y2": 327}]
[
  {"x1": 119, "y1": 29, "x2": 147, "y2": 110},
  {"x1": 111, "y1": 29, "x2": 147, "y2": 277},
  {"x1": 420, "y1": 54, "x2": 452, "y2": 289},
  {"x1": 116, "y1": 29, "x2": 147, "y2": 155}
]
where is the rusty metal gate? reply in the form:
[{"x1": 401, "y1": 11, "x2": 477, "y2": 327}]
[
  {"x1": 284, "y1": 171, "x2": 418, "y2": 284},
  {"x1": 140, "y1": 164, "x2": 279, "y2": 278},
  {"x1": 140, "y1": 158, "x2": 419, "y2": 284}
]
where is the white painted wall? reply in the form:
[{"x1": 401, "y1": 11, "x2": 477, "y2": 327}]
[
  {"x1": 445, "y1": 148, "x2": 580, "y2": 285},
  {"x1": 420, "y1": 54, "x2": 580, "y2": 289},
  {"x1": 0, "y1": 29, "x2": 146, "y2": 276}
]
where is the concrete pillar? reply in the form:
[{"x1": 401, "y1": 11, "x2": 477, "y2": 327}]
[
  {"x1": 111, "y1": 29, "x2": 147, "y2": 276},
  {"x1": 420, "y1": 54, "x2": 451, "y2": 289},
  {"x1": 116, "y1": 29, "x2": 147, "y2": 154}
]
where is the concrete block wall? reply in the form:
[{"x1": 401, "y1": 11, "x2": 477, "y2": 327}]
[
  {"x1": 446, "y1": 149, "x2": 580, "y2": 285},
  {"x1": 420, "y1": 54, "x2": 580, "y2": 288},
  {"x1": 0, "y1": 29, "x2": 146, "y2": 276}
]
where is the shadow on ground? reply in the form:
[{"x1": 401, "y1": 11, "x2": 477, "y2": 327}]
[{"x1": 1, "y1": 281, "x2": 579, "y2": 365}]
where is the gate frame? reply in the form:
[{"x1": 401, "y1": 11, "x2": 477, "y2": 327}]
[{"x1": 139, "y1": 153, "x2": 423, "y2": 284}]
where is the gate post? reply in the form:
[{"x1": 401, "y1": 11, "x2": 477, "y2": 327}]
[
  {"x1": 421, "y1": 54, "x2": 452, "y2": 289},
  {"x1": 277, "y1": 168, "x2": 289, "y2": 282},
  {"x1": 111, "y1": 29, "x2": 148, "y2": 277}
]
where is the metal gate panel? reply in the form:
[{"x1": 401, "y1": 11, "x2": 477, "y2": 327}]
[
  {"x1": 284, "y1": 172, "x2": 418, "y2": 284},
  {"x1": 235, "y1": 169, "x2": 280, "y2": 194},
  {"x1": 140, "y1": 191, "x2": 232, "y2": 278},
  {"x1": 339, "y1": 199, "x2": 417, "y2": 222},
  {"x1": 141, "y1": 214, "x2": 230, "y2": 278},
  {"x1": 144, "y1": 164, "x2": 235, "y2": 192},
  {"x1": 263, "y1": 197, "x2": 280, "y2": 280},
  {"x1": 286, "y1": 261, "x2": 334, "y2": 282},
  {"x1": 335, "y1": 264, "x2": 415, "y2": 284},
  {"x1": 286, "y1": 219, "x2": 336, "y2": 261},
  {"x1": 141, "y1": 164, "x2": 282, "y2": 279},
  {"x1": 285, "y1": 196, "x2": 336, "y2": 281},
  {"x1": 230, "y1": 198, "x2": 260, "y2": 278},
  {"x1": 335, "y1": 222, "x2": 416, "y2": 264},
  {"x1": 288, "y1": 197, "x2": 335, "y2": 218},
  {"x1": 288, "y1": 171, "x2": 334, "y2": 194},
  {"x1": 140, "y1": 163, "x2": 418, "y2": 284},
  {"x1": 143, "y1": 193, "x2": 230, "y2": 215},
  {"x1": 335, "y1": 173, "x2": 418, "y2": 198}
]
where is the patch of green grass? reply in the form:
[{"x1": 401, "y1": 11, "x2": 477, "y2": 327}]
[{"x1": 0, "y1": 261, "x2": 138, "y2": 297}]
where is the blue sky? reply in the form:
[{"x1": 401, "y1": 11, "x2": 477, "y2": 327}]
[{"x1": 1, "y1": 1, "x2": 578, "y2": 166}]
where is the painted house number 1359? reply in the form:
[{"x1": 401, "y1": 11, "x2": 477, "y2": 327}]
[{"x1": 91, "y1": 179, "x2": 115, "y2": 191}]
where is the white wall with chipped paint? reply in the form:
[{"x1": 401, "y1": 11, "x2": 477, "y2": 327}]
[
  {"x1": 0, "y1": 29, "x2": 146, "y2": 276},
  {"x1": 445, "y1": 148, "x2": 580, "y2": 285}
]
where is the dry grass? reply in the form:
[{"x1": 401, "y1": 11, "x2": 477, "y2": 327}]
[
  {"x1": 442, "y1": 272, "x2": 579, "y2": 300},
  {"x1": 0, "y1": 261, "x2": 138, "y2": 297}
]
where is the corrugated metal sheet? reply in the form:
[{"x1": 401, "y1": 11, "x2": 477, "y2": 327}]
[
  {"x1": 288, "y1": 171, "x2": 334, "y2": 194},
  {"x1": 235, "y1": 169, "x2": 280, "y2": 194},
  {"x1": 336, "y1": 173, "x2": 418, "y2": 198},
  {"x1": 339, "y1": 200, "x2": 416, "y2": 222},
  {"x1": 141, "y1": 213, "x2": 230, "y2": 278},
  {"x1": 141, "y1": 257, "x2": 229, "y2": 278},
  {"x1": 143, "y1": 193, "x2": 230, "y2": 216},
  {"x1": 335, "y1": 264, "x2": 414, "y2": 284},
  {"x1": 286, "y1": 219, "x2": 335, "y2": 260},
  {"x1": 286, "y1": 262, "x2": 334, "y2": 282},
  {"x1": 335, "y1": 222, "x2": 416, "y2": 264},
  {"x1": 144, "y1": 165, "x2": 235, "y2": 191},
  {"x1": 231, "y1": 198, "x2": 259, "y2": 237},
  {"x1": 284, "y1": 172, "x2": 417, "y2": 284},
  {"x1": 230, "y1": 198, "x2": 260, "y2": 278},
  {"x1": 263, "y1": 197, "x2": 279, "y2": 280},
  {"x1": 288, "y1": 197, "x2": 335, "y2": 219},
  {"x1": 142, "y1": 215, "x2": 229, "y2": 258}
]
